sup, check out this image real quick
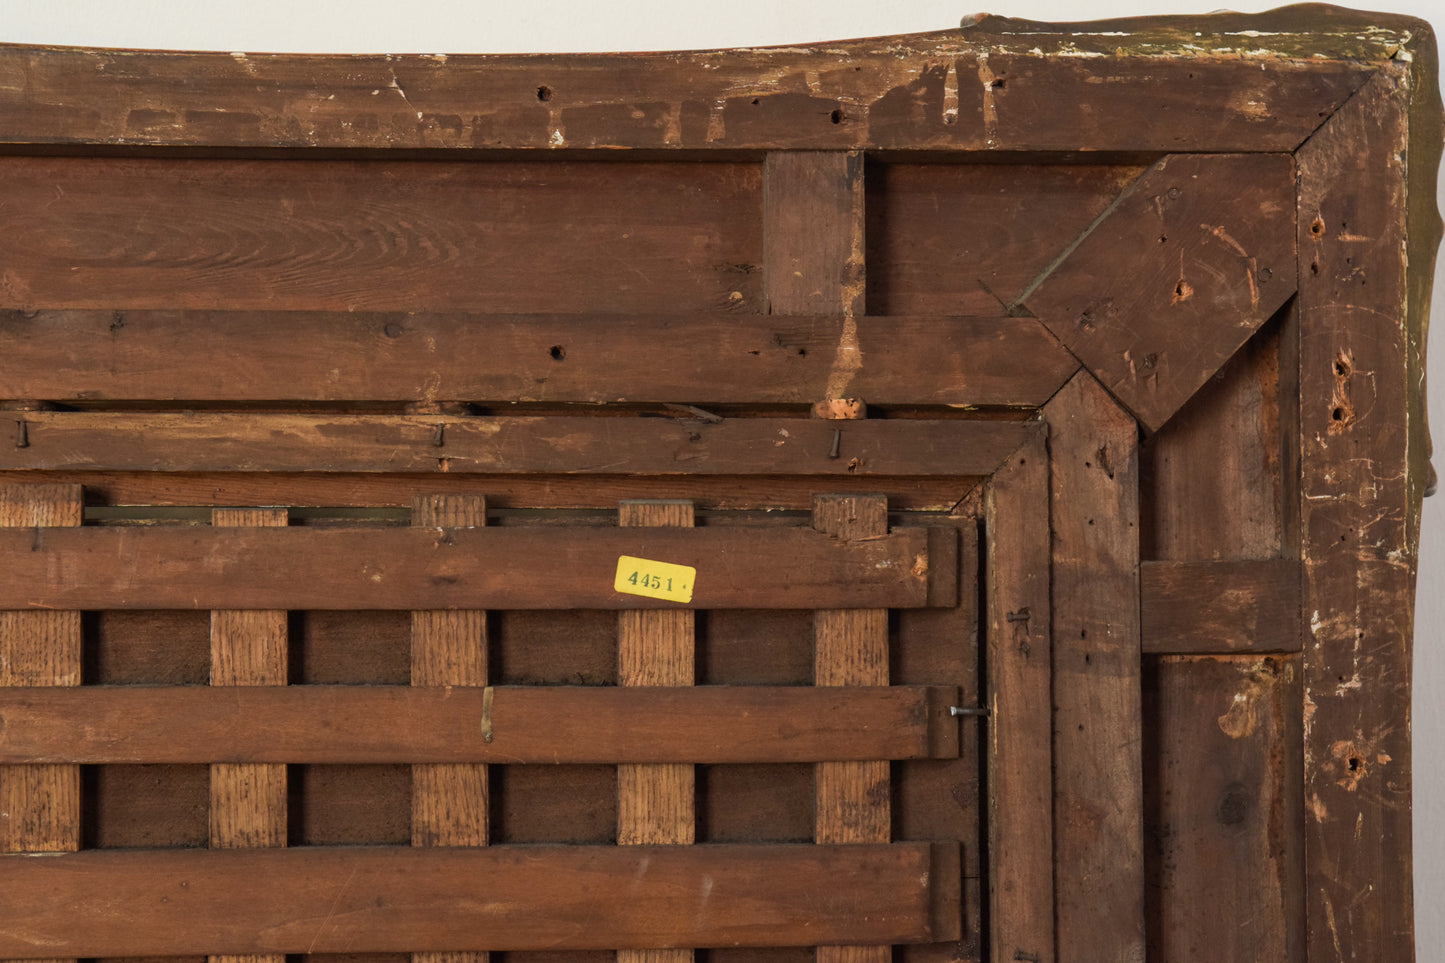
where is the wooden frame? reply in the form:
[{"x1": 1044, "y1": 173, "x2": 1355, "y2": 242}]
[{"x1": 0, "y1": 5, "x2": 1438, "y2": 960}]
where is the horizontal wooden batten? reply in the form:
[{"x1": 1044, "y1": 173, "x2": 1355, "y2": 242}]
[
  {"x1": 0, "y1": 524, "x2": 956, "y2": 610},
  {"x1": 0, "y1": 842, "x2": 960, "y2": 955},
  {"x1": 0, "y1": 310, "x2": 1076, "y2": 408},
  {"x1": 1140, "y1": 559, "x2": 1302, "y2": 654},
  {"x1": 0, "y1": 684, "x2": 960, "y2": 764},
  {"x1": 2, "y1": 412, "x2": 1039, "y2": 478},
  {"x1": 0, "y1": 17, "x2": 1382, "y2": 152}
]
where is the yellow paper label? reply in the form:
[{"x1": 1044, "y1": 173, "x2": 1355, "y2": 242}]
[{"x1": 614, "y1": 555, "x2": 695, "y2": 603}]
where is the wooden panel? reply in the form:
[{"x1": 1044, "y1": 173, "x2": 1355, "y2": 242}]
[
  {"x1": 3, "y1": 412, "x2": 1039, "y2": 479},
  {"x1": 1298, "y1": 70, "x2": 1422, "y2": 960},
  {"x1": 0, "y1": 157, "x2": 761, "y2": 314},
  {"x1": 866, "y1": 161, "x2": 1145, "y2": 317},
  {"x1": 1145, "y1": 655, "x2": 1304, "y2": 962},
  {"x1": 410, "y1": 495, "x2": 489, "y2": 963},
  {"x1": 764, "y1": 152, "x2": 865, "y2": 320},
  {"x1": 0, "y1": 686, "x2": 956, "y2": 765},
  {"x1": 0, "y1": 309, "x2": 1077, "y2": 409},
  {"x1": 1140, "y1": 559, "x2": 1302, "y2": 655},
  {"x1": 208, "y1": 507, "x2": 287, "y2": 963},
  {"x1": 618, "y1": 501, "x2": 696, "y2": 963},
  {"x1": 1041, "y1": 373, "x2": 1143, "y2": 961},
  {"x1": 0, "y1": 524, "x2": 952, "y2": 610},
  {"x1": 0, "y1": 843, "x2": 959, "y2": 955},
  {"x1": 1023, "y1": 153, "x2": 1296, "y2": 431},
  {"x1": 0, "y1": 18, "x2": 1379, "y2": 152},
  {"x1": 813, "y1": 494, "x2": 890, "y2": 963},
  {"x1": 0, "y1": 484, "x2": 81, "y2": 963},
  {"x1": 984, "y1": 435, "x2": 1054, "y2": 963}
]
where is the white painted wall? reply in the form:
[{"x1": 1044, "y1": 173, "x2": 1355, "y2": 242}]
[{"x1": 5, "y1": 0, "x2": 1443, "y2": 954}]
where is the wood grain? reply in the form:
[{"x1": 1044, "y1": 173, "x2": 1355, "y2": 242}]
[
  {"x1": 1022, "y1": 153, "x2": 1297, "y2": 431},
  {"x1": 0, "y1": 685, "x2": 956, "y2": 765},
  {"x1": 0, "y1": 20, "x2": 1380, "y2": 152},
  {"x1": 1298, "y1": 69, "x2": 1423, "y2": 961},
  {"x1": 0, "y1": 843, "x2": 957, "y2": 955},
  {"x1": 0, "y1": 524, "x2": 951, "y2": 610},
  {"x1": 0, "y1": 156, "x2": 761, "y2": 314},
  {"x1": 1140, "y1": 559, "x2": 1302, "y2": 655},
  {"x1": 2, "y1": 411, "x2": 1040, "y2": 479},
  {"x1": 618, "y1": 500, "x2": 695, "y2": 963},
  {"x1": 411, "y1": 495, "x2": 488, "y2": 963},
  {"x1": 984, "y1": 434, "x2": 1054, "y2": 963},
  {"x1": 208, "y1": 508, "x2": 287, "y2": 963},
  {"x1": 813, "y1": 494, "x2": 891, "y2": 963},
  {"x1": 0, "y1": 309, "x2": 1078, "y2": 409},
  {"x1": 1042, "y1": 373, "x2": 1144, "y2": 962},
  {"x1": 0, "y1": 485, "x2": 81, "y2": 963}
]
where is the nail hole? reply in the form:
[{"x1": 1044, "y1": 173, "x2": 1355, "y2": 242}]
[
  {"x1": 1310, "y1": 218, "x2": 1326, "y2": 236},
  {"x1": 536, "y1": 86, "x2": 553, "y2": 102},
  {"x1": 990, "y1": 77, "x2": 1006, "y2": 89},
  {"x1": 1348, "y1": 757, "x2": 1361, "y2": 772},
  {"x1": 1335, "y1": 359, "x2": 1351, "y2": 376},
  {"x1": 829, "y1": 108, "x2": 844, "y2": 124},
  {"x1": 750, "y1": 97, "x2": 760, "y2": 105},
  {"x1": 549, "y1": 345, "x2": 566, "y2": 361},
  {"x1": 1158, "y1": 235, "x2": 1168, "y2": 244},
  {"x1": 383, "y1": 323, "x2": 404, "y2": 339},
  {"x1": 796, "y1": 348, "x2": 807, "y2": 357},
  {"x1": 1258, "y1": 267, "x2": 1272, "y2": 282},
  {"x1": 1331, "y1": 407, "x2": 1347, "y2": 421}
]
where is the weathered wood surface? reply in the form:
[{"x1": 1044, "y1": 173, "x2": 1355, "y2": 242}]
[
  {"x1": 1140, "y1": 559, "x2": 1302, "y2": 655},
  {"x1": 208, "y1": 507, "x2": 288, "y2": 963},
  {"x1": 409, "y1": 494, "x2": 489, "y2": 963},
  {"x1": 5, "y1": 470, "x2": 974, "y2": 513},
  {"x1": 984, "y1": 433, "x2": 1054, "y2": 963},
  {"x1": 1140, "y1": 265, "x2": 1305, "y2": 955},
  {"x1": 0, "y1": 524, "x2": 954, "y2": 610},
  {"x1": 0, "y1": 843, "x2": 960, "y2": 955},
  {"x1": 1298, "y1": 67, "x2": 1433, "y2": 961},
  {"x1": 1042, "y1": 373, "x2": 1143, "y2": 962},
  {"x1": 0, "y1": 484, "x2": 81, "y2": 963},
  {"x1": 1021, "y1": 153, "x2": 1297, "y2": 431},
  {"x1": 813, "y1": 494, "x2": 892, "y2": 963},
  {"x1": 0, "y1": 412, "x2": 1040, "y2": 478},
  {"x1": 0, "y1": 12, "x2": 1389, "y2": 153},
  {"x1": 0, "y1": 309, "x2": 1076, "y2": 408},
  {"x1": 0, "y1": 685, "x2": 956, "y2": 764},
  {"x1": 1145, "y1": 655, "x2": 1304, "y2": 962},
  {"x1": 0, "y1": 157, "x2": 762, "y2": 314},
  {"x1": 618, "y1": 501, "x2": 696, "y2": 963}
]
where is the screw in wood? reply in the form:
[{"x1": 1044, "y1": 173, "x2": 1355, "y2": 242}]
[
  {"x1": 950, "y1": 705, "x2": 989, "y2": 717},
  {"x1": 1006, "y1": 608, "x2": 1030, "y2": 623},
  {"x1": 432, "y1": 424, "x2": 446, "y2": 447},
  {"x1": 14, "y1": 420, "x2": 28, "y2": 449},
  {"x1": 829, "y1": 428, "x2": 842, "y2": 459}
]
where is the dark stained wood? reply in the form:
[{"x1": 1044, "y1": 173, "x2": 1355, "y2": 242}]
[
  {"x1": 0, "y1": 469, "x2": 976, "y2": 513},
  {"x1": 983, "y1": 434, "x2": 1054, "y2": 963},
  {"x1": 813, "y1": 494, "x2": 890, "y2": 963},
  {"x1": 0, "y1": 524, "x2": 953, "y2": 610},
  {"x1": 0, "y1": 20, "x2": 1380, "y2": 153},
  {"x1": 0, "y1": 157, "x2": 761, "y2": 314},
  {"x1": 1145, "y1": 655, "x2": 1304, "y2": 962},
  {"x1": 866, "y1": 161, "x2": 1145, "y2": 317},
  {"x1": 409, "y1": 495, "x2": 489, "y2": 963},
  {"x1": 2, "y1": 412, "x2": 1039, "y2": 479},
  {"x1": 0, "y1": 843, "x2": 958, "y2": 955},
  {"x1": 1022, "y1": 153, "x2": 1297, "y2": 431},
  {"x1": 764, "y1": 152, "x2": 865, "y2": 321},
  {"x1": 1042, "y1": 373, "x2": 1143, "y2": 961},
  {"x1": 0, "y1": 309, "x2": 1077, "y2": 409},
  {"x1": 1140, "y1": 559, "x2": 1302, "y2": 655},
  {"x1": 208, "y1": 507, "x2": 287, "y2": 963},
  {"x1": 0, "y1": 484, "x2": 81, "y2": 963},
  {"x1": 0, "y1": 685, "x2": 956, "y2": 765},
  {"x1": 1297, "y1": 69, "x2": 1425, "y2": 960},
  {"x1": 618, "y1": 501, "x2": 696, "y2": 963}
]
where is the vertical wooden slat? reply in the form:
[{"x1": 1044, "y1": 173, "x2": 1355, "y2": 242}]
[
  {"x1": 813, "y1": 493, "x2": 890, "y2": 963},
  {"x1": 763, "y1": 151, "x2": 866, "y2": 320},
  {"x1": 1042, "y1": 373, "x2": 1144, "y2": 962},
  {"x1": 1142, "y1": 317, "x2": 1305, "y2": 962},
  {"x1": 209, "y1": 506, "x2": 288, "y2": 963},
  {"x1": 1297, "y1": 69, "x2": 1423, "y2": 960},
  {"x1": 985, "y1": 436, "x2": 1054, "y2": 963},
  {"x1": 618, "y1": 499, "x2": 695, "y2": 963},
  {"x1": 0, "y1": 483, "x2": 82, "y2": 963},
  {"x1": 411, "y1": 493, "x2": 489, "y2": 963}
]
